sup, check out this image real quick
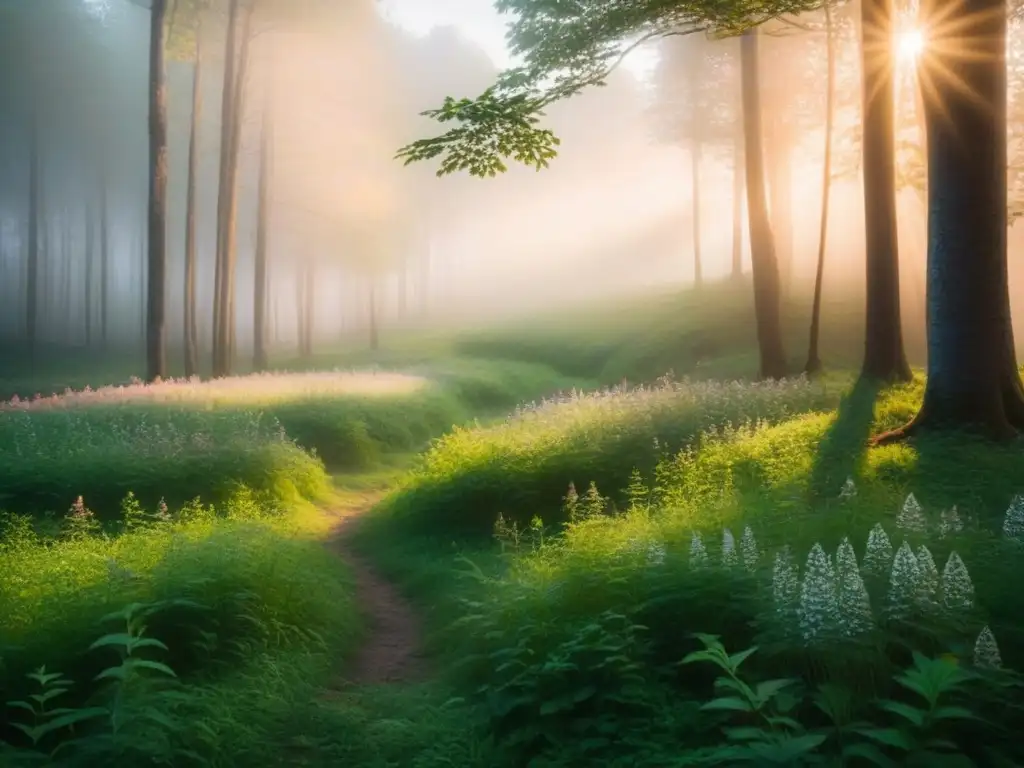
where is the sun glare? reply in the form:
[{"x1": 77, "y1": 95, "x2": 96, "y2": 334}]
[{"x1": 898, "y1": 28, "x2": 926, "y2": 62}]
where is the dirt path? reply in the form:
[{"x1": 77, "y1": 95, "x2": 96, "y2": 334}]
[{"x1": 327, "y1": 507, "x2": 428, "y2": 686}]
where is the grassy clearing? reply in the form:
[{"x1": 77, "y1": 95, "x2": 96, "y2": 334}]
[{"x1": 356, "y1": 374, "x2": 1024, "y2": 766}]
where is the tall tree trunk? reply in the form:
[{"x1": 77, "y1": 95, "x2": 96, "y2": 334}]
[
  {"x1": 878, "y1": 0, "x2": 1022, "y2": 440},
  {"x1": 183, "y1": 22, "x2": 202, "y2": 378},
  {"x1": 691, "y1": 139, "x2": 703, "y2": 289},
  {"x1": 221, "y1": 6, "x2": 254, "y2": 373},
  {"x1": 61, "y1": 213, "x2": 71, "y2": 337},
  {"x1": 860, "y1": 0, "x2": 911, "y2": 382},
  {"x1": 740, "y1": 28, "x2": 788, "y2": 380},
  {"x1": 145, "y1": 0, "x2": 169, "y2": 381},
  {"x1": 100, "y1": 168, "x2": 109, "y2": 349},
  {"x1": 85, "y1": 202, "x2": 95, "y2": 347},
  {"x1": 26, "y1": 125, "x2": 40, "y2": 353},
  {"x1": 731, "y1": 123, "x2": 744, "y2": 280},
  {"x1": 303, "y1": 258, "x2": 315, "y2": 358},
  {"x1": 806, "y1": 0, "x2": 836, "y2": 375},
  {"x1": 252, "y1": 83, "x2": 272, "y2": 372},
  {"x1": 213, "y1": 0, "x2": 240, "y2": 377},
  {"x1": 296, "y1": 265, "x2": 307, "y2": 357},
  {"x1": 368, "y1": 278, "x2": 379, "y2": 351}
]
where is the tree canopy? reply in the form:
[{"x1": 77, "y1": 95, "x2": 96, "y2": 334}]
[{"x1": 396, "y1": 0, "x2": 824, "y2": 177}]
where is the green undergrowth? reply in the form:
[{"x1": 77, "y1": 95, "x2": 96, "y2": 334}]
[
  {"x1": 356, "y1": 375, "x2": 1024, "y2": 766},
  {"x1": 0, "y1": 486, "x2": 362, "y2": 765},
  {"x1": 382, "y1": 375, "x2": 843, "y2": 535}
]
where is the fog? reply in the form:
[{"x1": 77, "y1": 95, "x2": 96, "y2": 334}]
[{"x1": 2, "y1": 0, "x2": 1024, "y2": 367}]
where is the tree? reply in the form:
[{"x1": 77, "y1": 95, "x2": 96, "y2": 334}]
[
  {"x1": 877, "y1": 0, "x2": 1024, "y2": 440},
  {"x1": 252, "y1": 68, "x2": 273, "y2": 371},
  {"x1": 805, "y1": 0, "x2": 836, "y2": 375},
  {"x1": 860, "y1": 0, "x2": 911, "y2": 382},
  {"x1": 397, "y1": 1, "x2": 820, "y2": 378},
  {"x1": 145, "y1": 0, "x2": 170, "y2": 381}
]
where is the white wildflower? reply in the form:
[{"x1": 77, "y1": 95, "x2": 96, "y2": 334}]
[
  {"x1": 689, "y1": 531, "x2": 708, "y2": 569},
  {"x1": 973, "y1": 625, "x2": 1002, "y2": 669},
  {"x1": 772, "y1": 547, "x2": 800, "y2": 622},
  {"x1": 887, "y1": 541, "x2": 921, "y2": 619},
  {"x1": 915, "y1": 545, "x2": 940, "y2": 607},
  {"x1": 897, "y1": 493, "x2": 927, "y2": 534},
  {"x1": 839, "y1": 477, "x2": 857, "y2": 500},
  {"x1": 646, "y1": 541, "x2": 666, "y2": 566},
  {"x1": 740, "y1": 526, "x2": 760, "y2": 572},
  {"x1": 941, "y1": 552, "x2": 975, "y2": 611},
  {"x1": 863, "y1": 523, "x2": 894, "y2": 576},
  {"x1": 835, "y1": 538, "x2": 873, "y2": 636},
  {"x1": 721, "y1": 528, "x2": 737, "y2": 568},
  {"x1": 799, "y1": 543, "x2": 840, "y2": 644},
  {"x1": 938, "y1": 506, "x2": 963, "y2": 539},
  {"x1": 1002, "y1": 495, "x2": 1024, "y2": 542}
]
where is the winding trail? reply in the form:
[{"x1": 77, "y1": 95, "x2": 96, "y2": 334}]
[{"x1": 327, "y1": 502, "x2": 428, "y2": 686}]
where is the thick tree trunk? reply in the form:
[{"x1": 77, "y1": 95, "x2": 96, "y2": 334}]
[
  {"x1": 740, "y1": 28, "x2": 788, "y2": 380},
  {"x1": 860, "y1": 0, "x2": 911, "y2": 383},
  {"x1": 145, "y1": 0, "x2": 169, "y2": 381},
  {"x1": 183, "y1": 25, "x2": 202, "y2": 378},
  {"x1": 731, "y1": 124, "x2": 744, "y2": 280},
  {"x1": 691, "y1": 139, "x2": 703, "y2": 289},
  {"x1": 806, "y1": 0, "x2": 836, "y2": 375},
  {"x1": 26, "y1": 125, "x2": 40, "y2": 353},
  {"x1": 213, "y1": 0, "x2": 240, "y2": 377},
  {"x1": 876, "y1": 0, "x2": 1021, "y2": 442},
  {"x1": 253, "y1": 91, "x2": 272, "y2": 372}
]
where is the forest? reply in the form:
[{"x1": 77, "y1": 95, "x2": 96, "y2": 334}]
[{"x1": 2, "y1": 0, "x2": 1024, "y2": 765}]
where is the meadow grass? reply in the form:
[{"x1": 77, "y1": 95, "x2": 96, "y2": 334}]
[{"x1": 354, "y1": 373, "x2": 1024, "y2": 766}]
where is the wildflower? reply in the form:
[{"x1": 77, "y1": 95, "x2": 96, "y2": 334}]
[
  {"x1": 563, "y1": 483, "x2": 579, "y2": 522},
  {"x1": 938, "y1": 506, "x2": 963, "y2": 539},
  {"x1": 941, "y1": 552, "x2": 975, "y2": 611},
  {"x1": 689, "y1": 531, "x2": 708, "y2": 569},
  {"x1": 772, "y1": 547, "x2": 800, "y2": 622},
  {"x1": 863, "y1": 523, "x2": 894, "y2": 576},
  {"x1": 915, "y1": 545, "x2": 940, "y2": 607},
  {"x1": 646, "y1": 541, "x2": 666, "y2": 566},
  {"x1": 835, "y1": 538, "x2": 873, "y2": 637},
  {"x1": 839, "y1": 477, "x2": 857, "y2": 500},
  {"x1": 896, "y1": 493, "x2": 927, "y2": 534},
  {"x1": 1002, "y1": 495, "x2": 1024, "y2": 542},
  {"x1": 887, "y1": 541, "x2": 921, "y2": 620},
  {"x1": 799, "y1": 543, "x2": 840, "y2": 644},
  {"x1": 154, "y1": 497, "x2": 171, "y2": 523},
  {"x1": 63, "y1": 496, "x2": 100, "y2": 538},
  {"x1": 721, "y1": 528, "x2": 737, "y2": 568},
  {"x1": 973, "y1": 626, "x2": 1002, "y2": 669},
  {"x1": 106, "y1": 558, "x2": 136, "y2": 584},
  {"x1": 740, "y1": 526, "x2": 760, "y2": 572}
]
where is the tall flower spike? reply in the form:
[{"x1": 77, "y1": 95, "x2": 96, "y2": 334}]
[
  {"x1": 938, "y1": 506, "x2": 963, "y2": 539},
  {"x1": 941, "y1": 552, "x2": 975, "y2": 611},
  {"x1": 863, "y1": 523, "x2": 894, "y2": 576},
  {"x1": 721, "y1": 528, "x2": 737, "y2": 568},
  {"x1": 740, "y1": 526, "x2": 760, "y2": 572},
  {"x1": 773, "y1": 547, "x2": 800, "y2": 623},
  {"x1": 836, "y1": 538, "x2": 873, "y2": 637},
  {"x1": 915, "y1": 545, "x2": 940, "y2": 607},
  {"x1": 973, "y1": 625, "x2": 1002, "y2": 669},
  {"x1": 646, "y1": 541, "x2": 666, "y2": 566},
  {"x1": 897, "y1": 493, "x2": 927, "y2": 534},
  {"x1": 839, "y1": 476, "x2": 857, "y2": 500},
  {"x1": 1002, "y1": 495, "x2": 1024, "y2": 542},
  {"x1": 689, "y1": 531, "x2": 708, "y2": 569},
  {"x1": 887, "y1": 541, "x2": 921, "y2": 620},
  {"x1": 799, "y1": 543, "x2": 840, "y2": 644}
]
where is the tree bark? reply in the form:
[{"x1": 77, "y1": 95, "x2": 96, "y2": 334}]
[
  {"x1": 253, "y1": 84, "x2": 272, "y2": 372},
  {"x1": 183, "y1": 21, "x2": 202, "y2": 378},
  {"x1": 731, "y1": 123, "x2": 744, "y2": 280},
  {"x1": 26, "y1": 123, "x2": 40, "y2": 354},
  {"x1": 213, "y1": 0, "x2": 240, "y2": 377},
  {"x1": 691, "y1": 139, "x2": 703, "y2": 289},
  {"x1": 740, "y1": 28, "x2": 788, "y2": 380},
  {"x1": 876, "y1": 0, "x2": 1022, "y2": 442},
  {"x1": 806, "y1": 0, "x2": 836, "y2": 375},
  {"x1": 860, "y1": 0, "x2": 911, "y2": 383},
  {"x1": 145, "y1": 0, "x2": 169, "y2": 381}
]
